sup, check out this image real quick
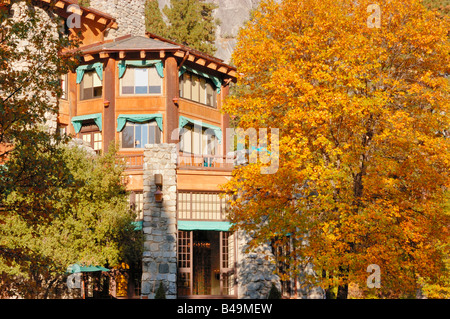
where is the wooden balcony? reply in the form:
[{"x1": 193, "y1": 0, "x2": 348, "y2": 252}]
[
  {"x1": 118, "y1": 152, "x2": 235, "y2": 171},
  {"x1": 177, "y1": 152, "x2": 234, "y2": 171}
]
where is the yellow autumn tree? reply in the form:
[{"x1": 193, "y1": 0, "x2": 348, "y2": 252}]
[{"x1": 223, "y1": 0, "x2": 450, "y2": 298}]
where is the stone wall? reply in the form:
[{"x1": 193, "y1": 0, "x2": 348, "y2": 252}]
[
  {"x1": 236, "y1": 231, "x2": 281, "y2": 299},
  {"x1": 141, "y1": 143, "x2": 178, "y2": 299},
  {"x1": 89, "y1": 0, "x2": 146, "y2": 39},
  {"x1": 7, "y1": 0, "x2": 60, "y2": 135}
]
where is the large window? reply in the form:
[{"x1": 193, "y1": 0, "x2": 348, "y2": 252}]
[
  {"x1": 180, "y1": 124, "x2": 218, "y2": 156},
  {"x1": 121, "y1": 121, "x2": 161, "y2": 149},
  {"x1": 79, "y1": 121, "x2": 102, "y2": 153},
  {"x1": 121, "y1": 67, "x2": 162, "y2": 95},
  {"x1": 80, "y1": 70, "x2": 102, "y2": 100},
  {"x1": 179, "y1": 72, "x2": 217, "y2": 108}
]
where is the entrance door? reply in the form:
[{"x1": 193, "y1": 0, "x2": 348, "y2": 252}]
[{"x1": 177, "y1": 230, "x2": 236, "y2": 298}]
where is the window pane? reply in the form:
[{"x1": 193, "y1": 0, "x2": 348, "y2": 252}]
[
  {"x1": 122, "y1": 68, "x2": 134, "y2": 94},
  {"x1": 134, "y1": 124, "x2": 142, "y2": 148},
  {"x1": 122, "y1": 125, "x2": 134, "y2": 148},
  {"x1": 135, "y1": 68, "x2": 148, "y2": 95},
  {"x1": 192, "y1": 128, "x2": 201, "y2": 155},
  {"x1": 135, "y1": 86, "x2": 148, "y2": 94},
  {"x1": 93, "y1": 72, "x2": 102, "y2": 87},
  {"x1": 149, "y1": 67, "x2": 161, "y2": 94},
  {"x1": 183, "y1": 73, "x2": 191, "y2": 100},
  {"x1": 141, "y1": 124, "x2": 148, "y2": 147},
  {"x1": 206, "y1": 82, "x2": 215, "y2": 107},
  {"x1": 191, "y1": 75, "x2": 199, "y2": 102},
  {"x1": 93, "y1": 86, "x2": 102, "y2": 98},
  {"x1": 148, "y1": 122, "x2": 161, "y2": 144},
  {"x1": 199, "y1": 78, "x2": 206, "y2": 104},
  {"x1": 83, "y1": 71, "x2": 93, "y2": 89},
  {"x1": 180, "y1": 126, "x2": 192, "y2": 153},
  {"x1": 149, "y1": 86, "x2": 161, "y2": 94},
  {"x1": 82, "y1": 133, "x2": 91, "y2": 144}
]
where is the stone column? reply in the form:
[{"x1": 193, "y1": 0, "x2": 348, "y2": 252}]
[{"x1": 141, "y1": 143, "x2": 178, "y2": 299}]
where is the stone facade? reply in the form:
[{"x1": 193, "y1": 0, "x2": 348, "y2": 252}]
[
  {"x1": 7, "y1": 0, "x2": 60, "y2": 135},
  {"x1": 89, "y1": 0, "x2": 146, "y2": 39},
  {"x1": 141, "y1": 143, "x2": 178, "y2": 299},
  {"x1": 236, "y1": 231, "x2": 281, "y2": 299}
]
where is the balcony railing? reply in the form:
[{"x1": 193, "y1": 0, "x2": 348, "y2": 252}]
[
  {"x1": 177, "y1": 152, "x2": 235, "y2": 171},
  {"x1": 118, "y1": 152, "x2": 235, "y2": 171},
  {"x1": 118, "y1": 154, "x2": 144, "y2": 170}
]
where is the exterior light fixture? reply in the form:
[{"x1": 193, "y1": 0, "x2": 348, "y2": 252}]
[
  {"x1": 103, "y1": 100, "x2": 110, "y2": 108},
  {"x1": 154, "y1": 174, "x2": 163, "y2": 203}
]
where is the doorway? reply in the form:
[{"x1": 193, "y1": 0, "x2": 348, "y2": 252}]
[{"x1": 177, "y1": 230, "x2": 236, "y2": 298}]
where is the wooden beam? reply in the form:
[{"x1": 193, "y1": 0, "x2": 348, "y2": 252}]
[
  {"x1": 110, "y1": 22, "x2": 118, "y2": 29},
  {"x1": 85, "y1": 13, "x2": 96, "y2": 20},
  {"x1": 99, "y1": 52, "x2": 109, "y2": 59},
  {"x1": 67, "y1": 5, "x2": 83, "y2": 15},
  {"x1": 207, "y1": 62, "x2": 218, "y2": 70},
  {"x1": 97, "y1": 17, "x2": 107, "y2": 25},
  {"x1": 174, "y1": 51, "x2": 185, "y2": 58},
  {"x1": 218, "y1": 66, "x2": 228, "y2": 74},
  {"x1": 84, "y1": 54, "x2": 95, "y2": 62},
  {"x1": 119, "y1": 51, "x2": 126, "y2": 59},
  {"x1": 140, "y1": 51, "x2": 146, "y2": 59},
  {"x1": 228, "y1": 70, "x2": 237, "y2": 77},
  {"x1": 196, "y1": 58, "x2": 206, "y2": 66},
  {"x1": 160, "y1": 50, "x2": 165, "y2": 59},
  {"x1": 187, "y1": 54, "x2": 195, "y2": 62},
  {"x1": 178, "y1": 52, "x2": 189, "y2": 70},
  {"x1": 55, "y1": 1, "x2": 65, "y2": 9}
]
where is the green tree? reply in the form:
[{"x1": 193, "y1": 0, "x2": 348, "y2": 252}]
[
  {"x1": 0, "y1": 143, "x2": 141, "y2": 298},
  {"x1": 145, "y1": 0, "x2": 169, "y2": 38},
  {"x1": 145, "y1": 0, "x2": 219, "y2": 55}
]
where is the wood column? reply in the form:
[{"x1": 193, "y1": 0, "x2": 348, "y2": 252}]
[
  {"x1": 221, "y1": 84, "x2": 230, "y2": 156},
  {"x1": 103, "y1": 58, "x2": 116, "y2": 153},
  {"x1": 68, "y1": 71, "x2": 77, "y2": 135},
  {"x1": 165, "y1": 56, "x2": 179, "y2": 144}
]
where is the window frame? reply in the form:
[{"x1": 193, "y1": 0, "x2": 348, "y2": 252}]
[
  {"x1": 79, "y1": 69, "x2": 103, "y2": 101},
  {"x1": 180, "y1": 124, "x2": 219, "y2": 156},
  {"x1": 119, "y1": 66, "x2": 163, "y2": 96},
  {"x1": 79, "y1": 121, "x2": 102, "y2": 153},
  {"x1": 179, "y1": 72, "x2": 217, "y2": 108},
  {"x1": 120, "y1": 120, "x2": 162, "y2": 150}
]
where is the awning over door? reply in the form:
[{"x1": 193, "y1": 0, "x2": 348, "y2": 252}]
[{"x1": 177, "y1": 220, "x2": 231, "y2": 232}]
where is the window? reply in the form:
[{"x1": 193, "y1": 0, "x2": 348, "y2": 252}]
[
  {"x1": 61, "y1": 74, "x2": 68, "y2": 100},
  {"x1": 121, "y1": 67, "x2": 162, "y2": 95},
  {"x1": 121, "y1": 121, "x2": 161, "y2": 149},
  {"x1": 79, "y1": 121, "x2": 102, "y2": 153},
  {"x1": 80, "y1": 70, "x2": 102, "y2": 100},
  {"x1": 179, "y1": 72, "x2": 217, "y2": 108},
  {"x1": 180, "y1": 124, "x2": 218, "y2": 156}
]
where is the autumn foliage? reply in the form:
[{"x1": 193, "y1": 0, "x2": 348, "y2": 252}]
[{"x1": 223, "y1": 0, "x2": 450, "y2": 298}]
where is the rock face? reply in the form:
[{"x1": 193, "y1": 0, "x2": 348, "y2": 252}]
[
  {"x1": 156, "y1": 0, "x2": 262, "y2": 63},
  {"x1": 90, "y1": 0, "x2": 147, "y2": 39}
]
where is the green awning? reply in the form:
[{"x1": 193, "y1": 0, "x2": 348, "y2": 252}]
[
  {"x1": 67, "y1": 264, "x2": 110, "y2": 274},
  {"x1": 132, "y1": 220, "x2": 143, "y2": 231},
  {"x1": 71, "y1": 113, "x2": 102, "y2": 133},
  {"x1": 179, "y1": 115, "x2": 222, "y2": 144},
  {"x1": 178, "y1": 220, "x2": 232, "y2": 232},
  {"x1": 179, "y1": 65, "x2": 222, "y2": 94},
  {"x1": 118, "y1": 60, "x2": 164, "y2": 78},
  {"x1": 76, "y1": 62, "x2": 103, "y2": 84},
  {"x1": 117, "y1": 113, "x2": 163, "y2": 132}
]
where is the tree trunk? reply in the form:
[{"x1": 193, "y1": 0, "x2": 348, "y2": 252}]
[{"x1": 336, "y1": 283, "x2": 348, "y2": 299}]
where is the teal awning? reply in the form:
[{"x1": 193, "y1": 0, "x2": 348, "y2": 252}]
[
  {"x1": 67, "y1": 263, "x2": 110, "y2": 274},
  {"x1": 178, "y1": 220, "x2": 232, "y2": 232},
  {"x1": 117, "y1": 113, "x2": 163, "y2": 132},
  {"x1": 76, "y1": 62, "x2": 103, "y2": 84},
  {"x1": 71, "y1": 113, "x2": 102, "y2": 133},
  {"x1": 179, "y1": 65, "x2": 222, "y2": 94},
  {"x1": 118, "y1": 60, "x2": 164, "y2": 78},
  {"x1": 179, "y1": 115, "x2": 222, "y2": 144},
  {"x1": 131, "y1": 220, "x2": 143, "y2": 231}
]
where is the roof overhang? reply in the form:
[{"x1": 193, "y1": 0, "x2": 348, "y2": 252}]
[{"x1": 37, "y1": 0, "x2": 118, "y2": 29}]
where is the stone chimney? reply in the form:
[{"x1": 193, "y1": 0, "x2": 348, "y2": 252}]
[{"x1": 89, "y1": 0, "x2": 146, "y2": 39}]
